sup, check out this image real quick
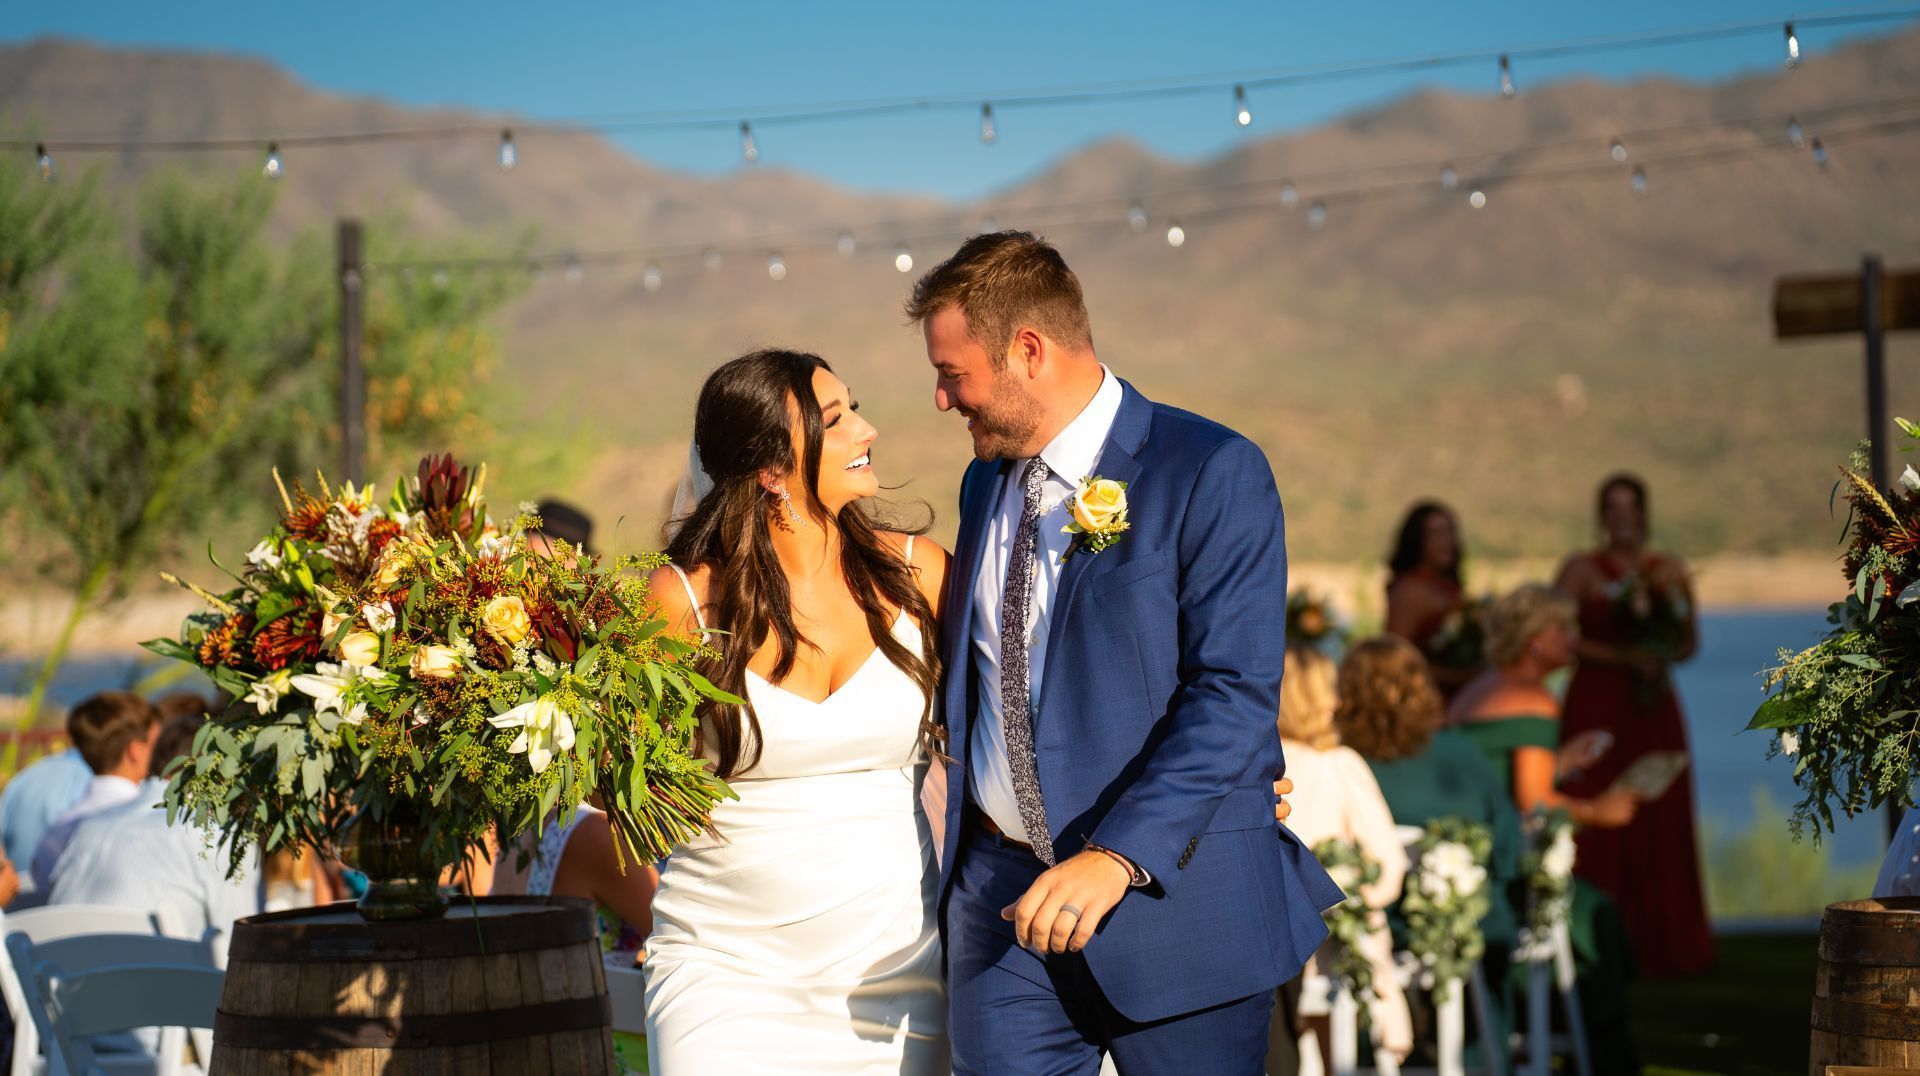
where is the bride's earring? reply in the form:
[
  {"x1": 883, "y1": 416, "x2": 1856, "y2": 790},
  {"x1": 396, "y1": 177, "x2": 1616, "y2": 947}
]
[{"x1": 774, "y1": 487, "x2": 806, "y2": 529}]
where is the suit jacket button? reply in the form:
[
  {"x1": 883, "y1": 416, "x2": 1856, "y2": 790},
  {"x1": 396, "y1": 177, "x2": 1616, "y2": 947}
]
[{"x1": 1177, "y1": 837, "x2": 1199, "y2": 869}]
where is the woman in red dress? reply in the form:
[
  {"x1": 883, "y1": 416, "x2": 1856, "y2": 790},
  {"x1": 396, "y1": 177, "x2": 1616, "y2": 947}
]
[
  {"x1": 1554, "y1": 474, "x2": 1714, "y2": 977},
  {"x1": 1385, "y1": 501, "x2": 1481, "y2": 699}
]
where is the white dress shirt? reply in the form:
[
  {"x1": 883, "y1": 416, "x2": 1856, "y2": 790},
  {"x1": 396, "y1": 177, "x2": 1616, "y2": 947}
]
[
  {"x1": 31, "y1": 773, "x2": 139, "y2": 889},
  {"x1": 969, "y1": 367, "x2": 1125, "y2": 843},
  {"x1": 48, "y1": 778, "x2": 262, "y2": 940}
]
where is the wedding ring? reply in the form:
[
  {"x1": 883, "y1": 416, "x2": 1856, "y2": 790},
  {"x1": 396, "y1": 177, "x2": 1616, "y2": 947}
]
[{"x1": 1059, "y1": 903, "x2": 1083, "y2": 919}]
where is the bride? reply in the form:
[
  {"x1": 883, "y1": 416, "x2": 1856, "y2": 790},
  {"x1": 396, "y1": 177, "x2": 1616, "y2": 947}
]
[{"x1": 643, "y1": 348, "x2": 953, "y2": 1073}]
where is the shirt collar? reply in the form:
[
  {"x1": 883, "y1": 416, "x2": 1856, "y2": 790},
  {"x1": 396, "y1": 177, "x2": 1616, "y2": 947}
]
[
  {"x1": 1033, "y1": 366, "x2": 1122, "y2": 486},
  {"x1": 83, "y1": 774, "x2": 139, "y2": 799}
]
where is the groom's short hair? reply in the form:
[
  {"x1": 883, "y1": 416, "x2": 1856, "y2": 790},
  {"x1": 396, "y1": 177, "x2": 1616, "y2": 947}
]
[{"x1": 905, "y1": 231, "x2": 1093, "y2": 366}]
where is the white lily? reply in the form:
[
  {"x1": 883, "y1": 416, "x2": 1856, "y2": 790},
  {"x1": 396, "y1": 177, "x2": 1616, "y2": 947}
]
[
  {"x1": 246, "y1": 540, "x2": 284, "y2": 572},
  {"x1": 487, "y1": 696, "x2": 576, "y2": 774},
  {"x1": 362, "y1": 600, "x2": 397, "y2": 633},
  {"x1": 244, "y1": 670, "x2": 293, "y2": 715},
  {"x1": 1780, "y1": 730, "x2": 1801, "y2": 756},
  {"x1": 1903, "y1": 466, "x2": 1920, "y2": 493},
  {"x1": 289, "y1": 661, "x2": 387, "y2": 716}
]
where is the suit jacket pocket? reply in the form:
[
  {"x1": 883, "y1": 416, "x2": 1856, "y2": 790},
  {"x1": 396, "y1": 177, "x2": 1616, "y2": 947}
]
[{"x1": 1087, "y1": 548, "x2": 1173, "y2": 596}]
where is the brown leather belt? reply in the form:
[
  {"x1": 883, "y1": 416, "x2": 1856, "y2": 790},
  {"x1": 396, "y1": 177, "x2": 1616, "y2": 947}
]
[{"x1": 977, "y1": 813, "x2": 1035, "y2": 852}]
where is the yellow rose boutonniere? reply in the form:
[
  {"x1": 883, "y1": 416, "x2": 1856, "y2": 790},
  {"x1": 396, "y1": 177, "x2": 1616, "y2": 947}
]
[{"x1": 1062, "y1": 475, "x2": 1130, "y2": 560}]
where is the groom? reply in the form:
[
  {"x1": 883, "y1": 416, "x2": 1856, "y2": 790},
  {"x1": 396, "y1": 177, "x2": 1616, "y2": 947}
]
[{"x1": 908, "y1": 231, "x2": 1342, "y2": 1074}]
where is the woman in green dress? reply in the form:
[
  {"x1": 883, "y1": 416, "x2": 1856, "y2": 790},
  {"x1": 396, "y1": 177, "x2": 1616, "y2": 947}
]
[{"x1": 1453, "y1": 583, "x2": 1641, "y2": 1073}]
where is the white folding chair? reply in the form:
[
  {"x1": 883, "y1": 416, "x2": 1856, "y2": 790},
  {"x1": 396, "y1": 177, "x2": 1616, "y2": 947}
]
[
  {"x1": 1514, "y1": 920, "x2": 1589, "y2": 1076},
  {"x1": 8, "y1": 933, "x2": 219, "y2": 1076},
  {"x1": 606, "y1": 962, "x2": 646, "y2": 1035},
  {"x1": 35, "y1": 966, "x2": 222, "y2": 1076},
  {"x1": 0, "y1": 906, "x2": 178, "y2": 1076}
]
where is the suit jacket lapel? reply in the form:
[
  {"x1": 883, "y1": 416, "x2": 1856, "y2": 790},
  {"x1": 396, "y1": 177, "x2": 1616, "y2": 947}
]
[{"x1": 943, "y1": 459, "x2": 1009, "y2": 756}]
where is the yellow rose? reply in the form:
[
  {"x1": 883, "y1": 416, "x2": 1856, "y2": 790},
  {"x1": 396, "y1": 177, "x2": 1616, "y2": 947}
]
[
  {"x1": 481, "y1": 595, "x2": 533, "y2": 645},
  {"x1": 338, "y1": 631, "x2": 382, "y2": 668},
  {"x1": 372, "y1": 544, "x2": 410, "y2": 590},
  {"x1": 1071, "y1": 478, "x2": 1128, "y2": 534},
  {"x1": 409, "y1": 644, "x2": 462, "y2": 680}
]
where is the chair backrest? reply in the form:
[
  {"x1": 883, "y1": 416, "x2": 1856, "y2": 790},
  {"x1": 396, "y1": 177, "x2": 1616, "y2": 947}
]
[
  {"x1": 607, "y1": 963, "x2": 647, "y2": 1034},
  {"x1": 41, "y1": 964, "x2": 223, "y2": 1075},
  {"x1": 0, "y1": 906, "x2": 169, "y2": 1076}
]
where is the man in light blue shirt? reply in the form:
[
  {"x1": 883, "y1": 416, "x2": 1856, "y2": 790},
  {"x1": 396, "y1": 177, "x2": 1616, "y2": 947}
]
[{"x1": 0, "y1": 748, "x2": 90, "y2": 894}]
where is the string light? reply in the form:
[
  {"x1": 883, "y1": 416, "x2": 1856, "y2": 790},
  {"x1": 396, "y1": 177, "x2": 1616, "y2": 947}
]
[
  {"x1": 1280, "y1": 181, "x2": 1299, "y2": 209},
  {"x1": 1439, "y1": 164, "x2": 1459, "y2": 191},
  {"x1": 1499, "y1": 54, "x2": 1516, "y2": 98},
  {"x1": 767, "y1": 251, "x2": 787, "y2": 281},
  {"x1": 1630, "y1": 165, "x2": 1649, "y2": 195},
  {"x1": 262, "y1": 142, "x2": 283, "y2": 180},
  {"x1": 980, "y1": 103, "x2": 997, "y2": 145},
  {"x1": 1127, "y1": 202, "x2": 1150, "y2": 232},
  {"x1": 1609, "y1": 137, "x2": 1628, "y2": 162},
  {"x1": 1307, "y1": 200, "x2": 1329, "y2": 230},
  {"x1": 1785, "y1": 21, "x2": 1802, "y2": 67},
  {"x1": 1468, "y1": 188, "x2": 1487, "y2": 209},
  {"x1": 894, "y1": 244, "x2": 914, "y2": 273},
  {"x1": 1811, "y1": 137, "x2": 1830, "y2": 167},
  {"x1": 1234, "y1": 85, "x2": 1252, "y2": 127},
  {"x1": 643, "y1": 262, "x2": 663, "y2": 292},
  {"x1": 740, "y1": 121, "x2": 758, "y2": 164},
  {"x1": 35, "y1": 143, "x2": 53, "y2": 182},
  {"x1": 703, "y1": 248, "x2": 724, "y2": 272},
  {"x1": 1787, "y1": 116, "x2": 1807, "y2": 147},
  {"x1": 836, "y1": 230, "x2": 857, "y2": 256},
  {"x1": 498, "y1": 129, "x2": 517, "y2": 171},
  {"x1": 1166, "y1": 221, "x2": 1187, "y2": 247}
]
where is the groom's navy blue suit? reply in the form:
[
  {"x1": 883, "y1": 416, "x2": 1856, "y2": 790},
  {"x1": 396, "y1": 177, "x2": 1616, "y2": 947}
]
[{"x1": 939, "y1": 379, "x2": 1342, "y2": 1073}]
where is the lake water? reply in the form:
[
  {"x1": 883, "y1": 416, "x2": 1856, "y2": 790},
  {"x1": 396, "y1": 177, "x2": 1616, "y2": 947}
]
[{"x1": 0, "y1": 607, "x2": 1888, "y2": 870}]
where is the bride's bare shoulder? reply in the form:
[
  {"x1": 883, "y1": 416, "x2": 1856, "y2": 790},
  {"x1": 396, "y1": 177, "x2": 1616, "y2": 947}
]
[
  {"x1": 879, "y1": 532, "x2": 951, "y2": 616},
  {"x1": 648, "y1": 561, "x2": 712, "y2": 633}
]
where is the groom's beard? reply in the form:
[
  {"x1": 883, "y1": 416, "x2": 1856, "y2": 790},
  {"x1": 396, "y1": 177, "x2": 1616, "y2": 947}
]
[{"x1": 968, "y1": 377, "x2": 1045, "y2": 461}]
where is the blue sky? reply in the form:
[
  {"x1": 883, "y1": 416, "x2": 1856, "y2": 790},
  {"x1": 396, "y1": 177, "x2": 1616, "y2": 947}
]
[{"x1": 4, "y1": 1, "x2": 1915, "y2": 199}]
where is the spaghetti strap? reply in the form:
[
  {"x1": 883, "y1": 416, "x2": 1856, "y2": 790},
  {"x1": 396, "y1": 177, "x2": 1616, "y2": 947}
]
[
  {"x1": 666, "y1": 563, "x2": 710, "y2": 641},
  {"x1": 903, "y1": 534, "x2": 915, "y2": 563}
]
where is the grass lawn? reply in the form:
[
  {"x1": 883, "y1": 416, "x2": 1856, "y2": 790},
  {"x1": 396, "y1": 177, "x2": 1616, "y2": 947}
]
[{"x1": 1631, "y1": 932, "x2": 1816, "y2": 1076}]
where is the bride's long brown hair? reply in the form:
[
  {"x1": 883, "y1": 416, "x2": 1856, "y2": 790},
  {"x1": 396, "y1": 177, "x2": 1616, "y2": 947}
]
[{"x1": 665, "y1": 349, "x2": 943, "y2": 779}]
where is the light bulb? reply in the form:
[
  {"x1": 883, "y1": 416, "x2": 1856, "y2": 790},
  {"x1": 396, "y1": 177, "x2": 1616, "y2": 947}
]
[
  {"x1": 1811, "y1": 138, "x2": 1829, "y2": 168},
  {"x1": 643, "y1": 262, "x2": 663, "y2": 292},
  {"x1": 1165, "y1": 222, "x2": 1186, "y2": 248},
  {"x1": 34, "y1": 143, "x2": 53, "y2": 182},
  {"x1": 1127, "y1": 203, "x2": 1149, "y2": 232},
  {"x1": 767, "y1": 252, "x2": 787, "y2": 281},
  {"x1": 980, "y1": 103, "x2": 997, "y2": 145},
  {"x1": 837, "y1": 231, "x2": 856, "y2": 257},
  {"x1": 1630, "y1": 166, "x2": 1648, "y2": 196},
  {"x1": 1307, "y1": 201, "x2": 1328, "y2": 230},
  {"x1": 1280, "y1": 181, "x2": 1299, "y2": 210},
  {"x1": 703, "y1": 248, "x2": 723, "y2": 272},
  {"x1": 499, "y1": 129, "x2": 517, "y2": 171},
  {"x1": 1468, "y1": 189, "x2": 1487, "y2": 209},
  {"x1": 894, "y1": 245, "x2": 914, "y2": 273},
  {"x1": 1609, "y1": 138, "x2": 1627, "y2": 163},
  {"x1": 564, "y1": 255, "x2": 584, "y2": 284},
  {"x1": 1234, "y1": 85, "x2": 1252, "y2": 128},
  {"x1": 740, "y1": 121, "x2": 758, "y2": 164},
  {"x1": 1784, "y1": 22, "x2": 1800, "y2": 68},
  {"x1": 263, "y1": 142, "x2": 284, "y2": 181},
  {"x1": 1498, "y1": 54, "x2": 1516, "y2": 98},
  {"x1": 1786, "y1": 116, "x2": 1806, "y2": 148},
  {"x1": 1439, "y1": 164, "x2": 1458, "y2": 191}
]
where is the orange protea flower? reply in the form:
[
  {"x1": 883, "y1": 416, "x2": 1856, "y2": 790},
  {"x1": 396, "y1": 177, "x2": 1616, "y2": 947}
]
[
  {"x1": 198, "y1": 614, "x2": 255, "y2": 668},
  {"x1": 252, "y1": 606, "x2": 324, "y2": 671},
  {"x1": 366, "y1": 516, "x2": 403, "y2": 556},
  {"x1": 283, "y1": 490, "x2": 330, "y2": 542}
]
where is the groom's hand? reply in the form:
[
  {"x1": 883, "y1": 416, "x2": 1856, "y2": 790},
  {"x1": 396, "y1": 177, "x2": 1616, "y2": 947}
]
[{"x1": 1002, "y1": 850, "x2": 1133, "y2": 954}]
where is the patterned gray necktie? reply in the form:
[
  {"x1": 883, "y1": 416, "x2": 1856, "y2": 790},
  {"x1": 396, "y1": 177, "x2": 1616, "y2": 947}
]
[{"x1": 1001, "y1": 457, "x2": 1056, "y2": 865}]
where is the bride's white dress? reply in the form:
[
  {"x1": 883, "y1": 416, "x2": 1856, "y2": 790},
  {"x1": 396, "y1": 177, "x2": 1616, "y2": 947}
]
[{"x1": 644, "y1": 565, "x2": 949, "y2": 1074}]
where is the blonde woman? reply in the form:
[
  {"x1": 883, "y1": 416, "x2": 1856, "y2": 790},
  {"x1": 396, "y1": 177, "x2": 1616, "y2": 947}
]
[{"x1": 1279, "y1": 646, "x2": 1413, "y2": 1067}]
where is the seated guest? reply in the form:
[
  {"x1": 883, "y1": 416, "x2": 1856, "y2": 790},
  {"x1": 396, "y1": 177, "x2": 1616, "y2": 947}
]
[
  {"x1": 31, "y1": 691, "x2": 161, "y2": 889},
  {"x1": 49, "y1": 709, "x2": 262, "y2": 940},
  {"x1": 0, "y1": 743, "x2": 90, "y2": 897},
  {"x1": 1453, "y1": 583, "x2": 1640, "y2": 1073},
  {"x1": 529, "y1": 499, "x2": 595, "y2": 560},
  {"x1": 1277, "y1": 646, "x2": 1413, "y2": 1067}
]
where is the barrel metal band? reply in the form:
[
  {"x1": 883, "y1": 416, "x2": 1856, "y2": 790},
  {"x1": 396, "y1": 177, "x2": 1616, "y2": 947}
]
[
  {"x1": 1810, "y1": 995, "x2": 1920, "y2": 1040},
  {"x1": 214, "y1": 994, "x2": 612, "y2": 1050},
  {"x1": 229, "y1": 899, "x2": 597, "y2": 963}
]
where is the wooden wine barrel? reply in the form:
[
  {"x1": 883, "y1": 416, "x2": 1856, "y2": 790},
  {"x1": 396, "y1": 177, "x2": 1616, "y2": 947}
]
[
  {"x1": 211, "y1": 896, "x2": 615, "y2": 1075},
  {"x1": 1809, "y1": 896, "x2": 1920, "y2": 1074}
]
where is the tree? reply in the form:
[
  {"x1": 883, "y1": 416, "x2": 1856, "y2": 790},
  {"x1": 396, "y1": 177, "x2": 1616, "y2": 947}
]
[{"x1": 0, "y1": 166, "x2": 525, "y2": 722}]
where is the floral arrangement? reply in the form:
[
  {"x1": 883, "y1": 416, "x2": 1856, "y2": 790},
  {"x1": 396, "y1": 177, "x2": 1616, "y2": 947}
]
[
  {"x1": 1520, "y1": 808, "x2": 1576, "y2": 934},
  {"x1": 1606, "y1": 567, "x2": 1691, "y2": 704},
  {"x1": 1400, "y1": 818, "x2": 1492, "y2": 1002},
  {"x1": 145, "y1": 454, "x2": 734, "y2": 910},
  {"x1": 1313, "y1": 836, "x2": 1383, "y2": 1019},
  {"x1": 1286, "y1": 589, "x2": 1347, "y2": 654},
  {"x1": 1426, "y1": 596, "x2": 1489, "y2": 672},
  {"x1": 1751, "y1": 429, "x2": 1920, "y2": 838}
]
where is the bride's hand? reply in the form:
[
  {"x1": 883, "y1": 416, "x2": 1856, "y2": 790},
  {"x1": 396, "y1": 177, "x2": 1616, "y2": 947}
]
[{"x1": 1273, "y1": 776, "x2": 1293, "y2": 824}]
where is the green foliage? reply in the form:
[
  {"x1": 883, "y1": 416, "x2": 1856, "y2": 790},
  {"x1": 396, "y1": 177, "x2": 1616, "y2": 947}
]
[
  {"x1": 1521, "y1": 807, "x2": 1576, "y2": 933},
  {"x1": 1400, "y1": 818, "x2": 1493, "y2": 1002},
  {"x1": 1314, "y1": 836, "x2": 1383, "y2": 1021}
]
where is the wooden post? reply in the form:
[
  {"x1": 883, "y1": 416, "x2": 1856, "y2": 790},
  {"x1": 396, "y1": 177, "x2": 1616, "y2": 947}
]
[
  {"x1": 338, "y1": 219, "x2": 365, "y2": 485},
  {"x1": 1864, "y1": 255, "x2": 1889, "y2": 494}
]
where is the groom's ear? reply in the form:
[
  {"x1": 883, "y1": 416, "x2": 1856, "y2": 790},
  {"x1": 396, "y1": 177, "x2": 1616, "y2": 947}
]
[{"x1": 1009, "y1": 326, "x2": 1045, "y2": 378}]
